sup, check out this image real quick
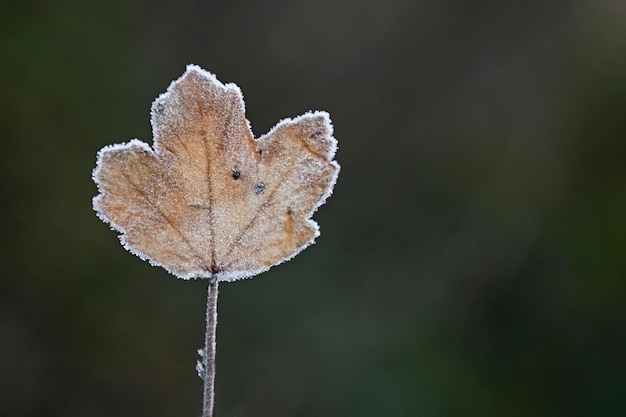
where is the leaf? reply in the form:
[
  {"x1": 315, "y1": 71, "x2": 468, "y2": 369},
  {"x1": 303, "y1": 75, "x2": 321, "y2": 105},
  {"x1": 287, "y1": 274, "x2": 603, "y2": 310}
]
[{"x1": 93, "y1": 65, "x2": 339, "y2": 281}]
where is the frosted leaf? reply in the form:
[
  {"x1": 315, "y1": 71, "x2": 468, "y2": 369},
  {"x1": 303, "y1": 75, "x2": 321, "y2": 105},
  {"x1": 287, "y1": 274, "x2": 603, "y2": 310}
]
[{"x1": 92, "y1": 65, "x2": 340, "y2": 281}]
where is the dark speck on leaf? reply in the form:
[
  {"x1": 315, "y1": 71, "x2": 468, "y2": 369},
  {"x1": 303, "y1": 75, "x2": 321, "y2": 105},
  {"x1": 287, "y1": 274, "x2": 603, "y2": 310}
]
[
  {"x1": 254, "y1": 181, "x2": 266, "y2": 195},
  {"x1": 310, "y1": 131, "x2": 322, "y2": 139},
  {"x1": 232, "y1": 169, "x2": 241, "y2": 180}
]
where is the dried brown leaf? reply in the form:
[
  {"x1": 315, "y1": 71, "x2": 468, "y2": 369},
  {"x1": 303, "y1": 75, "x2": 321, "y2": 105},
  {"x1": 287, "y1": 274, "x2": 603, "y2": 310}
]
[{"x1": 93, "y1": 65, "x2": 339, "y2": 280}]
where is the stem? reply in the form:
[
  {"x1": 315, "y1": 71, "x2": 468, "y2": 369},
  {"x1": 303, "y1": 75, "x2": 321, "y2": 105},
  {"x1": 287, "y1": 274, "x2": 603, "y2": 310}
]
[{"x1": 202, "y1": 277, "x2": 219, "y2": 417}]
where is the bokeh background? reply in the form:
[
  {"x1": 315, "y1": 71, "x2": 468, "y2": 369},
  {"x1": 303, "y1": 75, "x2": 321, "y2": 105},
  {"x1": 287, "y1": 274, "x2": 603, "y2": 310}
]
[{"x1": 1, "y1": 1, "x2": 625, "y2": 416}]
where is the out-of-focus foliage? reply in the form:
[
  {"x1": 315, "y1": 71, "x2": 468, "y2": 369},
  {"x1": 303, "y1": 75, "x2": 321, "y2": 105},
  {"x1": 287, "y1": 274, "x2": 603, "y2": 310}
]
[{"x1": 1, "y1": 1, "x2": 624, "y2": 416}]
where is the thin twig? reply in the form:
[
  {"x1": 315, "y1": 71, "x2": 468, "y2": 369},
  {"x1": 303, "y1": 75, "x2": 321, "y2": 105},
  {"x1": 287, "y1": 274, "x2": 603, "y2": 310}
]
[{"x1": 202, "y1": 277, "x2": 219, "y2": 417}]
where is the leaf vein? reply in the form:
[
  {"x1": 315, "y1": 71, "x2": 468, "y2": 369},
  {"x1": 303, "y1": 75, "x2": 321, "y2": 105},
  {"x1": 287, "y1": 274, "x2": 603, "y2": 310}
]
[
  {"x1": 221, "y1": 157, "x2": 297, "y2": 267},
  {"x1": 119, "y1": 168, "x2": 206, "y2": 268}
]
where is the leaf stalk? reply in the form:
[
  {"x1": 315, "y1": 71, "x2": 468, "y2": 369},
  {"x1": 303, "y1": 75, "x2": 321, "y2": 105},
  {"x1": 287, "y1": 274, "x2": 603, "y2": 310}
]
[{"x1": 202, "y1": 277, "x2": 219, "y2": 417}]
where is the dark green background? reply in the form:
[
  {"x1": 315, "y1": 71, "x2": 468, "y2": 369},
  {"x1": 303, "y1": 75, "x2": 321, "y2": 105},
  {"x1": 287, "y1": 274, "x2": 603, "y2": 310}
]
[{"x1": 1, "y1": 1, "x2": 625, "y2": 416}]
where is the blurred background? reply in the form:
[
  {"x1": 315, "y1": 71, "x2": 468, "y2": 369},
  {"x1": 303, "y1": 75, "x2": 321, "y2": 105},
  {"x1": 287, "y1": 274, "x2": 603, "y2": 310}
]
[{"x1": 1, "y1": 0, "x2": 625, "y2": 416}]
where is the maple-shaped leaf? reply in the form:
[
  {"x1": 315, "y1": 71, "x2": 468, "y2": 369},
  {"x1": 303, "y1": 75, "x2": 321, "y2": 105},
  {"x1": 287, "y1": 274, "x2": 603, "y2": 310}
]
[{"x1": 93, "y1": 65, "x2": 339, "y2": 281}]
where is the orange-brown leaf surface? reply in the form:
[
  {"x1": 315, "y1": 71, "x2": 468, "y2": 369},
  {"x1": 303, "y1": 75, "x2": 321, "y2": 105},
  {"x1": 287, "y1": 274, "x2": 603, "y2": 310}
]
[{"x1": 93, "y1": 65, "x2": 339, "y2": 280}]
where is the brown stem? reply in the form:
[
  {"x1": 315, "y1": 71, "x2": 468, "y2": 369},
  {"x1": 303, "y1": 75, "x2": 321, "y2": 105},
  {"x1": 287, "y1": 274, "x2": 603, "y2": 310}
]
[{"x1": 202, "y1": 277, "x2": 219, "y2": 417}]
